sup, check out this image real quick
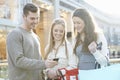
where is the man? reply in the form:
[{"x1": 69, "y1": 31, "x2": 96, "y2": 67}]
[{"x1": 6, "y1": 3, "x2": 57, "y2": 80}]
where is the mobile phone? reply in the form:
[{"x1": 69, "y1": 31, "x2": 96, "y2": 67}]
[
  {"x1": 53, "y1": 58, "x2": 59, "y2": 61},
  {"x1": 97, "y1": 42, "x2": 102, "y2": 50}
]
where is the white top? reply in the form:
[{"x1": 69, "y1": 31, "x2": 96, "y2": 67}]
[{"x1": 46, "y1": 41, "x2": 77, "y2": 71}]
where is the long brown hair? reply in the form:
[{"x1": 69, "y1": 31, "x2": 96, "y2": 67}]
[{"x1": 73, "y1": 8, "x2": 98, "y2": 53}]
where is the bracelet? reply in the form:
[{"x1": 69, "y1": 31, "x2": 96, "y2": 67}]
[
  {"x1": 46, "y1": 70, "x2": 49, "y2": 76},
  {"x1": 56, "y1": 70, "x2": 60, "y2": 77}
]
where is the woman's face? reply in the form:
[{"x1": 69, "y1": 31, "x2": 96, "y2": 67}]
[
  {"x1": 52, "y1": 24, "x2": 65, "y2": 41},
  {"x1": 73, "y1": 16, "x2": 85, "y2": 33}
]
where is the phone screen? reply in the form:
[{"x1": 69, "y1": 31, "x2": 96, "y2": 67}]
[{"x1": 53, "y1": 58, "x2": 59, "y2": 61}]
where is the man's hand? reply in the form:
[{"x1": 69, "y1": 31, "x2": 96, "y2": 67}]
[{"x1": 45, "y1": 60, "x2": 58, "y2": 68}]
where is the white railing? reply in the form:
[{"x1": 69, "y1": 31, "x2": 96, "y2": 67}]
[
  {"x1": 109, "y1": 58, "x2": 120, "y2": 63},
  {"x1": 0, "y1": 58, "x2": 120, "y2": 80},
  {"x1": 0, "y1": 60, "x2": 8, "y2": 80}
]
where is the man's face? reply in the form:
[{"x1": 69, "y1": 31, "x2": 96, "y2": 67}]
[{"x1": 23, "y1": 11, "x2": 39, "y2": 30}]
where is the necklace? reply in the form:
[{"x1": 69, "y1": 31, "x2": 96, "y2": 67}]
[{"x1": 53, "y1": 42, "x2": 63, "y2": 57}]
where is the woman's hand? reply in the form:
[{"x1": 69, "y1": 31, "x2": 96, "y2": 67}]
[{"x1": 88, "y1": 41, "x2": 97, "y2": 54}]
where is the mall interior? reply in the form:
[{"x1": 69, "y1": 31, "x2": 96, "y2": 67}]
[{"x1": 0, "y1": 0, "x2": 120, "y2": 79}]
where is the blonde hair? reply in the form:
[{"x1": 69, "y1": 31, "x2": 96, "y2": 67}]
[{"x1": 44, "y1": 18, "x2": 67, "y2": 59}]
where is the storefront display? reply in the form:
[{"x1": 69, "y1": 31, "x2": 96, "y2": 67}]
[
  {"x1": 0, "y1": 0, "x2": 11, "y2": 19},
  {"x1": 0, "y1": 29, "x2": 7, "y2": 60}
]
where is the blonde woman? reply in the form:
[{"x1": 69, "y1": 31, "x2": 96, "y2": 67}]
[{"x1": 44, "y1": 18, "x2": 77, "y2": 80}]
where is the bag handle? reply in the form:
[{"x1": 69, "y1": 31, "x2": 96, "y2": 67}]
[
  {"x1": 58, "y1": 70, "x2": 65, "y2": 80},
  {"x1": 58, "y1": 68, "x2": 67, "y2": 80}
]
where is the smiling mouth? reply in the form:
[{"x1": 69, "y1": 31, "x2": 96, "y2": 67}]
[{"x1": 55, "y1": 36, "x2": 61, "y2": 38}]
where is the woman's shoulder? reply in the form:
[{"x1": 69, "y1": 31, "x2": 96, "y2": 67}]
[
  {"x1": 65, "y1": 40, "x2": 73, "y2": 47},
  {"x1": 97, "y1": 32, "x2": 107, "y2": 43},
  {"x1": 97, "y1": 32, "x2": 105, "y2": 39}
]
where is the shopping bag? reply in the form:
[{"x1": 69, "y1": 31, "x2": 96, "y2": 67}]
[
  {"x1": 58, "y1": 68, "x2": 79, "y2": 80},
  {"x1": 79, "y1": 64, "x2": 120, "y2": 80}
]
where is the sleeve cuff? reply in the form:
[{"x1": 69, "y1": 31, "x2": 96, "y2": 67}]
[{"x1": 92, "y1": 50, "x2": 103, "y2": 59}]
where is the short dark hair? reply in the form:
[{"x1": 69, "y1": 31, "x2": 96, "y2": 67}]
[{"x1": 23, "y1": 3, "x2": 38, "y2": 16}]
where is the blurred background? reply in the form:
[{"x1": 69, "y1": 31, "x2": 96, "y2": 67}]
[{"x1": 0, "y1": 0, "x2": 120, "y2": 80}]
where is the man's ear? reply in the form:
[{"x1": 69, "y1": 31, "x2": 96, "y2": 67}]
[
  {"x1": 23, "y1": 14, "x2": 27, "y2": 20},
  {"x1": 23, "y1": 14, "x2": 25, "y2": 18}
]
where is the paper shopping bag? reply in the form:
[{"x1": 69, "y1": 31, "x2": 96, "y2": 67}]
[{"x1": 58, "y1": 68, "x2": 79, "y2": 80}]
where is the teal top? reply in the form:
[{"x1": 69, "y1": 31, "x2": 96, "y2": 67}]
[{"x1": 76, "y1": 44, "x2": 96, "y2": 70}]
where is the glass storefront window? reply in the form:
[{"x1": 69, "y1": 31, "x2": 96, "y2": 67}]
[
  {"x1": 0, "y1": 29, "x2": 7, "y2": 60},
  {"x1": 0, "y1": 26, "x2": 8, "y2": 79},
  {"x1": 0, "y1": 0, "x2": 11, "y2": 19}
]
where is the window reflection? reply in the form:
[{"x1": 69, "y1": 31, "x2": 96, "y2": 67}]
[
  {"x1": 0, "y1": 29, "x2": 7, "y2": 60},
  {"x1": 0, "y1": 0, "x2": 11, "y2": 19}
]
